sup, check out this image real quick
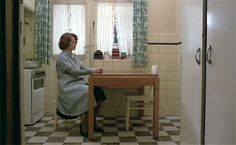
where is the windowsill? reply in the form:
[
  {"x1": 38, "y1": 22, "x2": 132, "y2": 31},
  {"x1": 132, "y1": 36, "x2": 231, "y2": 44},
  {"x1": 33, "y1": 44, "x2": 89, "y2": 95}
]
[
  {"x1": 93, "y1": 57, "x2": 132, "y2": 62},
  {"x1": 52, "y1": 54, "x2": 132, "y2": 62},
  {"x1": 52, "y1": 54, "x2": 86, "y2": 60}
]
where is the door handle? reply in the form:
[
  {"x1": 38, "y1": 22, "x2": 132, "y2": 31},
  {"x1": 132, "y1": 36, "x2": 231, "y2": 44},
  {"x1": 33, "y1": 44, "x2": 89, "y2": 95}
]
[
  {"x1": 195, "y1": 47, "x2": 201, "y2": 65},
  {"x1": 206, "y1": 45, "x2": 212, "y2": 64}
]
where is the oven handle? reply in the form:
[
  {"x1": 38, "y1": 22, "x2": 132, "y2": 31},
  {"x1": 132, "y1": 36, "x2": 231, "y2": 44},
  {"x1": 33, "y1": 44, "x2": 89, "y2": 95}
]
[{"x1": 32, "y1": 77, "x2": 45, "y2": 81}]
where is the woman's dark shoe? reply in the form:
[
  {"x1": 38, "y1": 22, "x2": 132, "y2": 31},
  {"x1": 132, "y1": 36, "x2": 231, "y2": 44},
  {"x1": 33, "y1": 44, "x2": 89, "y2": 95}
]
[
  {"x1": 80, "y1": 124, "x2": 88, "y2": 138},
  {"x1": 94, "y1": 125, "x2": 104, "y2": 132}
]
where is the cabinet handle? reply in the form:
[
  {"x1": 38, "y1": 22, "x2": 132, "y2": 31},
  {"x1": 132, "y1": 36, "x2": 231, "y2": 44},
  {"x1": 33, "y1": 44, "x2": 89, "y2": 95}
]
[
  {"x1": 207, "y1": 45, "x2": 212, "y2": 64},
  {"x1": 195, "y1": 48, "x2": 201, "y2": 65}
]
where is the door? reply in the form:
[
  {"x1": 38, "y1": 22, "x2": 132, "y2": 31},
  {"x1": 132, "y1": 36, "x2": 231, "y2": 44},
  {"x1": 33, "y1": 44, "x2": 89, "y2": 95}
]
[
  {"x1": 51, "y1": 0, "x2": 92, "y2": 66},
  {"x1": 180, "y1": 0, "x2": 203, "y2": 144},
  {"x1": 205, "y1": 0, "x2": 236, "y2": 143}
]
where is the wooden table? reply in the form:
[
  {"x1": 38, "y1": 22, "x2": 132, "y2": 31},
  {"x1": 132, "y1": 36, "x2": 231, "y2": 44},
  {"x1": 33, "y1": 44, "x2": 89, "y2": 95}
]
[{"x1": 88, "y1": 73, "x2": 159, "y2": 139}]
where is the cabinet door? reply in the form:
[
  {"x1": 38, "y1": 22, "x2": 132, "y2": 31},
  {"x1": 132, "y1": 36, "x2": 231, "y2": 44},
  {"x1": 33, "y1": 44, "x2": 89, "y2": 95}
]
[
  {"x1": 205, "y1": 0, "x2": 236, "y2": 144},
  {"x1": 180, "y1": 0, "x2": 203, "y2": 144}
]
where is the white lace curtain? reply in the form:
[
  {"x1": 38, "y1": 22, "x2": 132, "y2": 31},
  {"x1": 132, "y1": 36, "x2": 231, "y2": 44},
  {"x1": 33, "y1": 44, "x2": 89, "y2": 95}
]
[
  {"x1": 52, "y1": 5, "x2": 86, "y2": 55},
  {"x1": 52, "y1": 1, "x2": 133, "y2": 55},
  {"x1": 96, "y1": 1, "x2": 133, "y2": 55}
]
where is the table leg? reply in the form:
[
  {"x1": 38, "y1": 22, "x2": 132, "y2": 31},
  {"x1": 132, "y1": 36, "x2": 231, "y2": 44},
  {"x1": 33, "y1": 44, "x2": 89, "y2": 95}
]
[
  {"x1": 138, "y1": 87, "x2": 144, "y2": 116},
  {"x1": 153, "y1": 84, "x2": 159, "y2": 139},
  {"x1": 88, "y1": 79, "x2": 94, "y2": 139}
]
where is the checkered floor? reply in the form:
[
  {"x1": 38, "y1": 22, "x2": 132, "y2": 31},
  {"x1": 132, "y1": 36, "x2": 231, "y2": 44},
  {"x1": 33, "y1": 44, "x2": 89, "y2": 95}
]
[{"x1": 25, "y1": 115, "x2": 180, "y2": 145}]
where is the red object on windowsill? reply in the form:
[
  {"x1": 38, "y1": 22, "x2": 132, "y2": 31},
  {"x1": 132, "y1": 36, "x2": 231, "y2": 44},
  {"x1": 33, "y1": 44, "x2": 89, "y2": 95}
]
[{"x1": 112, "y1": 48, "x2": 120, "y2": 59}]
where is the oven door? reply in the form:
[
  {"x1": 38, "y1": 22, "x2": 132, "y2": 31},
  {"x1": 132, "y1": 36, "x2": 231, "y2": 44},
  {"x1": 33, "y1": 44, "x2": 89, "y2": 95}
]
[{"x1": 31, "y1": 77, "x2": 45, "y2": 122}]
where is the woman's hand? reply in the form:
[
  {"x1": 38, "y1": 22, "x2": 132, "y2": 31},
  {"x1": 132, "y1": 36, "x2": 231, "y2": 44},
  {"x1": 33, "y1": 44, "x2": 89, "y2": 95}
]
[{"x1": 91, "y1": 67, "x2": 103, "y2": 74}]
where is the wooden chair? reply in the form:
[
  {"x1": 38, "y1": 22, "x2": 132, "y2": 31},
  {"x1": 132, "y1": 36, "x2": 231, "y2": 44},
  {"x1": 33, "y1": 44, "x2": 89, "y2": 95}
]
[
  {"x1": 125, "y1": 65, "x2": 158, "y2": 131},
  {"x1": 52, "y1": 98, "x2": 83, "y2": 131},
  {"x1": 53, "y1": 67, "x2": 83, "y2": 131}
]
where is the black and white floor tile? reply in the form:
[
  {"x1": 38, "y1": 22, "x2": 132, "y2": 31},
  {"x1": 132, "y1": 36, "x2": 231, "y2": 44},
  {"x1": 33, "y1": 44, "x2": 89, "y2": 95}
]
[{"x1": 25, "y1": 115, "x2": 180, "y2": 145}]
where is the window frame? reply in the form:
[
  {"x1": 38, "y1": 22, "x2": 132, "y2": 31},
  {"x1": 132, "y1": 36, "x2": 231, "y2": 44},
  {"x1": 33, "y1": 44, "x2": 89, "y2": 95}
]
[{"x1": 93, "y1": 0, "x2": 133, "y2": 56}]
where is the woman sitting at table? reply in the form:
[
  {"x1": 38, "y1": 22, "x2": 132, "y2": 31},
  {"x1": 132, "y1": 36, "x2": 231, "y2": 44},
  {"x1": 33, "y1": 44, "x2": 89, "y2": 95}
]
[{"x1": 56, "y1": 32, "x2": 106, "y2": 137}]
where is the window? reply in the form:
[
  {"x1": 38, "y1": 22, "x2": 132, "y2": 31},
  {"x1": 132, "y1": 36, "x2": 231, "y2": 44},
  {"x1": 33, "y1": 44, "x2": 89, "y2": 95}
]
[
  {"x1": 52, "y1": 4, "x2": 86, "y2": 55},
  {"x1": 96, "y1": 1, "x2": 133, "y2": 55}
]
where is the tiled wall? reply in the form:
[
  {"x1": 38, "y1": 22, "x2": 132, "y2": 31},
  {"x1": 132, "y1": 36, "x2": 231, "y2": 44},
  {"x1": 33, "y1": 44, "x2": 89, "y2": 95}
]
[
  {"x1": 149, "y1": 33, "x2": 181, "y2": 117},
  {"x1": 92, "y1": 34, "x2": 181, "y2": 117},
  {"x1": 23, "y1": 8, "x2": 35, "y2": 60}
]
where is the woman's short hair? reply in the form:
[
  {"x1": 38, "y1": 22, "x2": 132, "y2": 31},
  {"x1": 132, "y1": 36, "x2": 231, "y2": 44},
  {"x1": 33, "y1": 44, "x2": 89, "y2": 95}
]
[{"x1": 58, "y1": 33, "x2": 78, "y2": 50}]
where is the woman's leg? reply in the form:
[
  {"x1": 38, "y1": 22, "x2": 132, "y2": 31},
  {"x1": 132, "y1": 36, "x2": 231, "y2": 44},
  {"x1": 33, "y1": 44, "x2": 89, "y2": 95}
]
[
  {"x1": 81, "y1": 101, "x2": 102, "y2": 132},
  {"x1": 94, "y1": 101, "x2": 102, "y2": 126},
  {"x1": 93, "y1": 101, "x2": 104, "y2": 132},
  {"x1": 81, "y1": 113, "x2": 88, "y2": 130},
  {"x1": 93, "y1": 87, "x2": 106, "y2": 128},
  {"x1": 80, "y1": 113, "x2": 88, "y2": 137},
  {"x1": 81, "y1": 86, "x2": 105, "y2": 134}
]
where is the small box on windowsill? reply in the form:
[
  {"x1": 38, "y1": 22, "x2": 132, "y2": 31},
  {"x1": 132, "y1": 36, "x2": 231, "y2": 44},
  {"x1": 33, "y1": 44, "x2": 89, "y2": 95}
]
[
  {"x1": 94, "y1": 50, "x2": 103, "y2": 59},
  {"x1": 112, "y1": 48, "x2": 120, "y2": 59},
  {"x1": 120, "y1": 52, "x2": 127, "y2": 59}
]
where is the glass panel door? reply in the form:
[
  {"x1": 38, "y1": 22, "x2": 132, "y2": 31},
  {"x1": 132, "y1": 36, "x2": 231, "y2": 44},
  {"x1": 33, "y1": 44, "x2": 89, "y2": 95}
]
[{"x1": 52, "y1": 0, "x2": 92, "y2": 66}]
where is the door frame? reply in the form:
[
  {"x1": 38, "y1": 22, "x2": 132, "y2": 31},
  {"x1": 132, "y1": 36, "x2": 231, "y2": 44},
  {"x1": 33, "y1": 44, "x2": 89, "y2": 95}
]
[
  {"x1": 0, "y1": 0, "x2": 7, "y2": 142},
  {"x1": 0, "y1": 0, "x2": 23, "y2": 144},
  {"x1": 201, "y1": 0, "x2": 207, "y2": 144}
]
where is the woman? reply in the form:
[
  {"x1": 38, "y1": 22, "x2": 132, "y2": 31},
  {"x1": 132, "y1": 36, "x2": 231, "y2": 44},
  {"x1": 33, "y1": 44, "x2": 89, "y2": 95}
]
[{"x1": 56, "y1": 33, "x2": 106, "y2": 137}]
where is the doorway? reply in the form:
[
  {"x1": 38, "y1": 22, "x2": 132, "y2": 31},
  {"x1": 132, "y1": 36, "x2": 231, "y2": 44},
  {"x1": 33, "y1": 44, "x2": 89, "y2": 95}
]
[{"x1": 21, "y1": 0, "x2": 182, "y2": 144}]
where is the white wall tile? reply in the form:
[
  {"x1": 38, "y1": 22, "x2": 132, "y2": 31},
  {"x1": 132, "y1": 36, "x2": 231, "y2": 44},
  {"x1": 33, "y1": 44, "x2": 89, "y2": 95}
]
[
  {"x1": 169, "y1": 34, "x2": 180, "y2": 42},
  {"x1": 93, "y1": 60, "x2": 103, "y2": 68},
  {"x1": 159, "y1": 34, "x2": 169, "y2": 43},
  {"x1": 168, "y1": 81, "x2": 178, "y2": 89},
  {"x1": 159, "y1": 71, "x2": 168, "y2": 81},
  {"x1": 148, "y1": 45, "x2": 160, "y2": 54},
  {"x1": 121, "y1": 60, "x2": 132, "y2": 72},
  {"x1": 159, "y1": 54, "x2": 169, "y2": 63},
  {"x1": 168, "y1": 89, "x2": 178, "y2": 98},
  {"x1": 169, "y1": 46, "x2": 178, "y2": 54},
  {"x1": 160, "y1": 98, "x2": 168, "y2": 108},
  {"x1": 168, "y1": 63, "x2": 178, "y2": 71},
  {"x1": 159, "y1": 46, "x2": 169, "y2": 54},
  {"x1": 168, "y1": 72, "x2": 178, "y2": 81},
  {"x1": 23, "y1": 8, "x2": 35, "y2": 60},
  {"x1": 112, "y1": 61, "x2": 122, "y2": 72},
  {"x1": 160, "y1": 81, "x2": 168, "y2": 89},
  {"x1": 150, "y1": 54, "x2": 160, "y2": 63},
  {"x1": 168, "y1": 54, "x2": 177, "y2": 62},
  {"x1": 159, "y1": 63, "x2": 168, "y2": 72},
  {"x1": 177, "y1": 54, "x2": 182, "y2": 63},
  {"x1": 160, "y1": 89, "x2": 168, "y2": 98},
  {"x1": 103, "y1": 61, "x2": 113, "y2": 72},
  {"x1": 167, "y1": 98, "x2": 176, "y2": 107},
  {"x1": 148, "y1": 33, "x2": 160, "y2": 42}
]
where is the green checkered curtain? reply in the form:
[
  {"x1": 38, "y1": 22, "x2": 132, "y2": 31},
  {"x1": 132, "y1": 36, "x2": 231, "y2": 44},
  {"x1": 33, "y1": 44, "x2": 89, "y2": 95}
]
[
  {"x1": 35, "y1": 0, "x2": 52, "y2": 64},
  {"x1": 133, "y1": 0, "x2": 148, "y2": 67}
]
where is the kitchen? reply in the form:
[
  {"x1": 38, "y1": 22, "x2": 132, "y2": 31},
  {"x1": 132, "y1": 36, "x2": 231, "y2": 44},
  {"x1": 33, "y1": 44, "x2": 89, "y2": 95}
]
[{"x1": 0, "y1": 0, "x2": 236, "y2": 144}]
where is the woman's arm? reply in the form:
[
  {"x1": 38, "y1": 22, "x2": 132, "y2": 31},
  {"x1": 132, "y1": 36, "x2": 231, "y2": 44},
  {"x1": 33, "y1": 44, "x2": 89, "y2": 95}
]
[
  {"x1": 80, "y1": 63, "x2": 103, "y2": 74},
  {"x1": 57, "y1": 57, "x2": 92, "y2": 77},
  {"x1": 57, "y1": 56, "x2": 103, "y2": 77}
]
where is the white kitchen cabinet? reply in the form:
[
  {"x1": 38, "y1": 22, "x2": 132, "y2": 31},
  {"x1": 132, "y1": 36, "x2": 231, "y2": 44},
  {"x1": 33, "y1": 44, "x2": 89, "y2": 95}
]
[
  {"x1": 24, "y1": 0, "x2": 35, "y2": 12},
  {"x1": 181, "y1": 0, "x2": 236, "y2": 144},
  {"x1": 180, "y1": 0, "x2": 202, "y2": 144},
  {"x1": 205, "y1": 0, "x2": 236, "y2": 144}
]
